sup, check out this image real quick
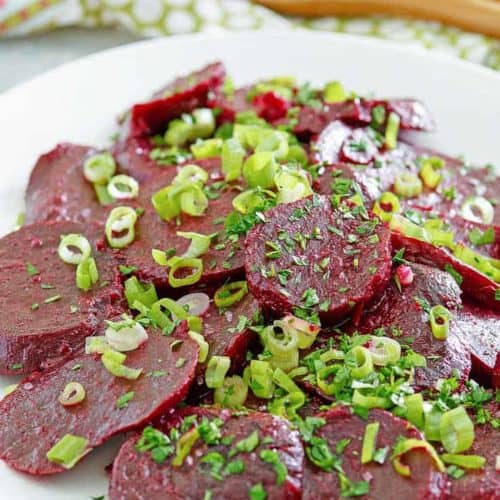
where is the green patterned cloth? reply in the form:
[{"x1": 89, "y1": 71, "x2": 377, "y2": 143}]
[{"x1": 1, "y1": 0, "x2": 499, "y2": 70}]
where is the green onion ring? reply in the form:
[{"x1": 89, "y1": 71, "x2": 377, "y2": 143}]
[
  {"x1": 373, "y1": 192, "x2": 401, "y2": 222},
  {"x1": 107, "y1": 175, "x2": 139, "y2": 200},
  {"x1": 177, "y1": 231, "x2": 213, "y2": 259},
  {"x1": 187, "y1": 330, "x2": 209, "y2": 363},
  {"x1": 429, "y1": 305, "x2": 452, "y2": 340},
  {"x1": 58, "y1": 382, "x2": 86, "y2": 407},
  {"x1": 349, "y1": 346, "x2": 374, "y2": 379},
  {"x1": 214, "y1": 281, "x2": 248, "y2": 308},
  {"x1": 365, "y1": 336, "x2": 401, "y2": 366},
  {"x1": 392, "y1": 438, "x2": 445, "y2": 476},
  {"x1": 460, "y1": 196, "x2": 494, "y2": 225},
  {"x1": 101, "y1": 350, "x2": 142, "y2": 380},
  {"x1": 361, "y1": 422, "x2": 380, "y2": 464},
  {"x1": 352, "y1": 390, "x2": 391, "y2": 409},
  {"x1": 242, "y1": 152, "x2": 277, "y2": 189},
  {"x1": 316, "y1": 365, "x2": 338, "y2": 396},
  {"x1": 172, "y1": 427, "x2": 199, "y2": 467},
  {"x1": 385, "y1": 112, "x2": 400, "y2": 150},
  {"x1": 393, "y1": 172, "x2": 423, "y2": 198},
  {"x1": 105, "y1": 206, "x2": 138, "y2": 249},
  {"x1": 76, "y1": 257, "x2": 99, "y2": 291},
  {"x1": 205, "y1": 355, "x2": 231, "y2": 389},
  {"x1": 168, "y1": 256, "x2": 203, "y2": 288},
  {"x1": 419, "y1": 157, "x2": 444, "y2": 189},
  {"x1": 439, "y1": 406, "x2": 474, "y2": 453},
  {"x1": 214, "y1": 375, "x2": 248, "y2": 408},
  {"x1": 222, "y1": 138, "x2": 245, "y2": 182},
  {"x1": 261, "y1": 321, "x2": 299, "y2": 357},
  {"x1": 246, "y1": 360, "x2": 274, "y2": 399},
  {"x1": 173, "y1": 164, "x2": 209, "y2": 186},
  {"x1": 58, "y1": 234, "x2": 92, "y2": 265},
  {"x1": 83, "y1": 152, "x2": 116, "y2": 184}
]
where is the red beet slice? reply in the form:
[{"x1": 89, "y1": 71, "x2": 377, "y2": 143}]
[
  {"x1": 455, "y1": 302, "x2": 500, "y2": 388},
  {"x1": 302, "y1": 406, "x2": 449, "y2": 500},
  {"x1": 391, "y1": 231, "x2": 499, "y2": 311},
  {"x1": 109, "y1": 407, "x2": 304, "y2": 499},
  {"x1": 343, "y1": 263, "x2": 470, "y2": 390},
  {"x1": 0, "y1": 323, "x2": 198, "y2": 475},
  {"x1": 448, "y1": 403, "x2": 500, "y2": 500},
  {"x1": 0, "y1": 221, "x2": 124, "y2": 375},
  {"x1": 123, "y1": 62, "x2": 225, "y2": 139},
  {"x1": 25, "y1": 143, "x2": 105, "y2": 225},
  {"x1": 295, "y1": 98, "x2": 434, "y2": 138},
  {"x1": 244, "y1": 195, "x2": 392, "y2": 324},
  {"x1": 119, "y1": 159, "x2": 246, "y2": 291}
]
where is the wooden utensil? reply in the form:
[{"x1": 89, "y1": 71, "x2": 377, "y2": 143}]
[{"x1": 254, "y1": 0, "x2": 500, "y2": 38}]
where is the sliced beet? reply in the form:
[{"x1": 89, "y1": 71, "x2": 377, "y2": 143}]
[
  {"x1": 119, "y1": 159, "x2": 245, "y2": 291},
  {"x1": 109, "y1": 406, "x2": 304, "y2": 499},
  {"x1": 448, "y1": 403, "x2": 500, "y2": 499},
  {"x1": 0, "y1": 323, "x2": 198, "y2": 475},
  {"x1": 25, "y1": 143, "x2": 105, "y2": 225},
  {"x1": 302, "y1": 406, "x2": 449, "y2": 500},
  {"x1": 295, "y1": 98, "x2": 434, "y2": 138},
  {"x1": 455, "y1": 302, "x2": 500, "y2": 387},
  {"x1": 0, "y1": 221, "x2": 124, "y2": 375},
  {"x1": 391, "y1": 231, "x2": 500, "y2": 311},
  {"x1": 344, "y1": 262, "x2": 470, "y2": 390},
  {"x1": 124, "y1": 62, "x2": 225, "y2": 139},
  {"x1": 244, "y1": 195, "x2": 392, "y2": 323}
]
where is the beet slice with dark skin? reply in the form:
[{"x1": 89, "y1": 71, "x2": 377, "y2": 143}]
[
  {"x1": 25, "y1": 143, "x2": 105, "y2": 225},
  {"x1": 302, "y1": 406, "x2": 449, "y2": 500},
  {"x1": 295, "y1": 98, "x2": 435, "y2": 139},
  {"x1": 119, "y1": 158, "x2": 246, "y2": 292},
  {"x1": 454, "y1": 302, "x2": 500, "y2": 388},
  {"x1": 447, "y1": 403, "x2": 500, "y2": 500},
  {"x1": 0, "y1": 323, "x2": 198, "y2": 475},
  {"x1": 0, "y1": 220, "x2": 124, "y2": 375},
  {"x1": 244, "y1": 194, "x2": 392, "y2": 324},
  {"x1": 342, "y1": 262, "x2": 470, "y2": 390},
  {"x1": 123, "y1": 62, "x2": 225, "y2": 139},
  {"x1": 109, "y1": 406, "x2": 304, "y2": 500},
  {"x1": 391, "y1": 231, "x2": 500, "y2": 311}
]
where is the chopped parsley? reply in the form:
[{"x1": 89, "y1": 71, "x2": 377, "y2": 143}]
[
  {"x1": 43, "y1": 294, "x2": 61, "y2": 304},
  {"x1": 136, "y1": 426, "x2": 174, "y2": 464},
  {"x1": 116, "y1": 391, "x2": 135, "y2": 409},
  {"x1": 26, "y1": 262, "x2": 39, "y2": 276},
  {"x1": 444, "y1": 264, "x2": 463, "y2": 286},
  {"x1": 468, "y1": 227, "x2": 494, "y2": 246},
  {"x1": 118, "y1": 264, "x2": 137, "y2": 276}
]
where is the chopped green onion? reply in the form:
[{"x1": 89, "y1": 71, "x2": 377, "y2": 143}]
[
  {"x1": 460, "y1": 196, "x2": 494, "y2": 225},
  {"x1": 164, "y1": 117, "x2": 193, "y2": 146},
  {"x1": 94, "y1": 183, "x2": 115, "y2": 205},
  {"x1": 85, "y1": 336, "x2": 110, "y2": 354},
  {"x1": 390, "y1": 214, "x2": 428, "y2": 241},
  {"x1": 233, "y1": 124, "x2": 265, "y2": 150},
  {"x1": 373, "y1": 192, "x2": 401, "y2": 222},
  {"x1": 419, "y1": 157, "x2": 444, "y2": 189},
  {"x1": 191, "y1": 108, "x2": 216, "y2": 139},
  {"x1": 385, "y1": 112, "x2": 400, "y2": 150},
  {"x1": 405, "y1": 393, "x2": 424, "y2": 429},
  {"x1": 255, "y1": 130, "x2": 289, "y2": 161},
  {"x1": 191, "y1": 138, "x2": 223, "y2": 159},
  {"x1": 242, "y1": 152, "x2": 277, "y2": 189},
  {"x1": 261, "y1": 321, "x2": 298, "y2": 357},
  {"x1": 441, "y1": 453, "x2": 486, "y2": 469},
  {"x1": 316, "y1": 365, "x2": 338, "y2": 396},
  {"x1": 177, "y1": 231, "x2": 212, "y2": 258},
  {"x1": 124, "y1": 276, "x2": 158, "y2": 309},
  {"x1": 429, "y1": 305, "x2": 452, "y2": 340},
  {"x1": 393, "y1": 173, "x2": 423, "y2": 198},
  {"x1": 152, "y1": 248, "x2": 170, "y2": 266},
  {"x1": 222, "y1": 138, "x2": 245, "y2": 181},
  {"x1": 46, "y1": 434, "x2": 90, "y2": 469},
  {"x1": 268, "y1": 350, "x2": 299, "y2": 372},
  {"x1": 180, "y1": 184, "x2": 209, "y2": 217},
  {"x1": 361, "y1": 422, "x2": 380, "y2": 464},
  {"x1": 107, "y1": 175, "x2": 139, "y2": 200},
  {"x1": 168, "y1": 256, "x2": 203, "y2": 288},
  {"x1": 214, "y1": 375, "x2": 248, "y2": 408},
  {"x1": 105, "y1": 206, "x2": 138, "y2": 249},
  {"x1": 440, "y1": 406, "x2": 474, "y2": 453},
  {"x1": 323, "y1": 81, "x2": 346, "y2": 103},
  {"x1": 272, "y1": 367, "x2": 302, "y2": 394},
  {"x1": 58, "y1": 234, "x2": 92, "y2": 265},
  {"x1": 453, "y1": 244, "x2": 500, "y2": 283},
  {"x1": 188, "y1": 330, "x2": 209, "y2": 363},
  {"x1": 173, "y1": 164, "x2": 209, "y2": 186},
  {"x1": 172, "y1": 427, "x2": 200, "y2": 467},
  {"x1": 281, "y1": 314, "x2": 320, "y2": 349},
  {"x1": 150, "y1": 297, "x2": 187, "y2": 330},
  {"x1": 105, "y1": 318, "x2": 148, "y2": 352},
  {"x1": 352, "y1": 390, "x2": 391, "y2": 409},
  {"x1": 392, "y1": 438, "x2": 444, "y2": 477},
  {"x1": 76, "y1": 257, "x2": 99, "y2": 291},
  {"x1": 365, "y1": 336, "x2": 401, "y2": 366},
  {"x1": 214, "y1": 281, "x2": 248, "y2": 308},
  {"x1": 101, "y1": 350, "x2": 142, "y2": 380},
  {"x1": 83, "y1": 152, "x2": 116, "y2": 184},
  {"x1": 232, "y1": 188, "x2": 275, "y2": 214},
  {"x1": 205, "y1": 356, "x2": 231, "y2": 389},
  {"x1": 286, "y1": 144, "x2": 308, "y2": 166},
  {"x1": 58, "y1": 382, "x2": 86, "y2": 406},
  {"x1": 348, "y1": 346, "x2": 374, "y2": 379},
  {"x1": 151, "y1": 185, "x2": 181, "y2": 220},
  {"x1": 275, "y1": 166, "x2": 313, "y2": 204},
  {"x1": 247, "y1": 360, "x2": 274, "y2": 399}
]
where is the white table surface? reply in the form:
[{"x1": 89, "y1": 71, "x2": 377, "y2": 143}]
[{"x1": 0, "y1": 27, "x2": 140, "y2": 93}]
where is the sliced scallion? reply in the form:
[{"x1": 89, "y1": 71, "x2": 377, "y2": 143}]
[
  {"x1": 58, "y1": 382, "x2": 86, "y2": 407},
  {"x1": 222, "y1": 138, "x2": 245, "y2": 182},
  {"x1": 46, "y1": 434, "x2": 90, "y2": 469},
  {"x1": 373, "y1": 192, "x2": 401, "y2": 222},
  {"x1": 242, "y1": 152, "x2": 277, "y2": 189},
  {"x1": 76, "y1": 257, "x2": 99, "y2": 291},
  {"x1": 58, "y1": 234, "x2": 92, "y2": 265},
  {"x1": 105, "y1": 206, "x2": 138, "y2": 249},
  {"x1": 107, "y1": 175, "x2": 139, "y2": 200},
  {"x1": 439, "y1": 406, "x2": 474, "y2": 453},
  {"x1": 393, "y1": 172, "x2": 423, "y2": 198},
  {"x1": 385, "y1": 112, "x2": 400, "y2": 150},
  {"x1": 214, "y1": 281, "x2": 248, "y2": 308},
  {"x1": 177, "y1": 231, "x2": 212, "y2": 259},
  {"x1": 460, "y1": 196, "x2": 494, "y2": 225},
  {"x1": 361, "y1": 422, "x2": 380, "y2": 464},
  {"x1": 188, "y1": 330, "x2": 209, "y2": 363},
  {"x1": 83, "y1": 152, "x2": 116, "y2": 184},
  {"x1": 205, "y1": 356, "x2": 231, "y2": 389},
  {"x1": 101, "y1": 350, "x2": 142, "y2": 380},
  {"x1": 214, "y1": 375, "x2": 248, "y2": 408},
  {"x1": 168, "y1": 256, "x2": 203, "y2": 288},
  {"x1": 419, "y1": 157, "x2": 444, "y2": 189},
  {"x1": 429, "y1": 305, "x2": 452, "y2": 340}
]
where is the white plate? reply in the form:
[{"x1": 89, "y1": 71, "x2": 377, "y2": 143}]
[{"x1": 0, "y1": 30, "x2": 499, "y2": 499}]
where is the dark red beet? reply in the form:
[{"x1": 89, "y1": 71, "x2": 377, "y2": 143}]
[
  {"x1": 294, "y1": 98, "x2": 434, "y2": 139},
  {"x1": 109, "y1": 406, "x2": 304, "y2": 500},
  {"x1": 252, "y1": 91, "x2": 290, "y2": 122},
  {"x1": 455, "y1": 302, "x2": 500, "y2": 387},
  {"x1": 119, "y1": 159, "x2": 245, "y2": 291},
  {"x1": 124, "y1": 62, "x2": 225, "y2": 139},
  {"x1": 0, "y1": 221, "x2": 124, "y2": 375},
  {"x1": 302, "y1": 407, "x2": 449, "y2": 500},
  {"x1": 391, "y1": 232, "x2": 500, "y2": 311},
  {"x1": 25, "y1": 143, "x2": 105, "y2": 225},
  {"x1": 448, "y1": 403, "x2": 500, "y2": 499},
  {"x1": 0, "y1": 323, "x2": 198, "y2": 475},
  {"x1": 209, "y1": 86, "x2": 253, "y2": 124},
  {"x1": 244, "y1": 195, "x2": 392, "y2": 324},
  {"x1": 344, "y1": 263, "x2": 470, "y2": 390}
]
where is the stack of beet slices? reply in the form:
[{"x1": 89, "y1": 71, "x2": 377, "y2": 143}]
[{"x1": 0, "y1": 61, "x2": 498, "y2": 500}]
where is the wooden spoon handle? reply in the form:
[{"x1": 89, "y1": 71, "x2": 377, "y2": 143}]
[{"x1": 254, "y1": 0, "x2": 500, "y2": 38}]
